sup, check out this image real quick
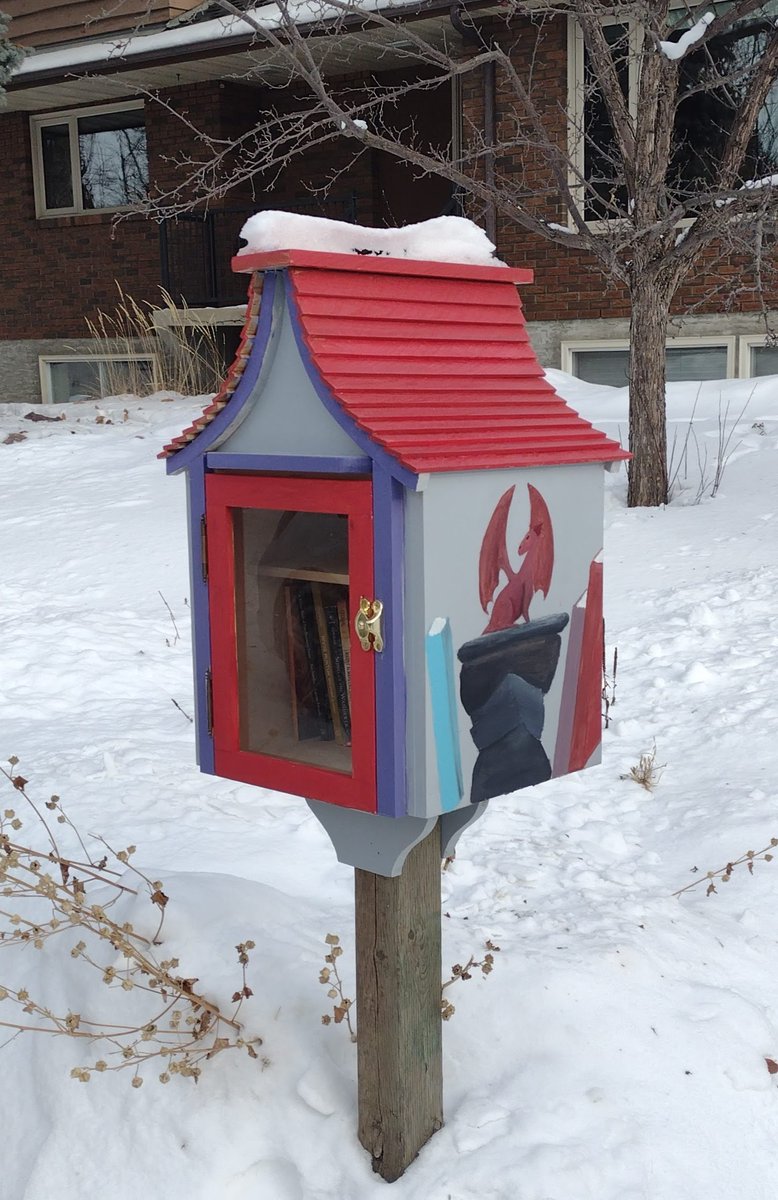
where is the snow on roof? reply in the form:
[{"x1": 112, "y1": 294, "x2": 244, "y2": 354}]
[
  {"x1": 13, "y1": 0, "x2": 425, "y2": 77},
  {"x1": 237, "y1": 212, "x2": 502, "y2": 267}
]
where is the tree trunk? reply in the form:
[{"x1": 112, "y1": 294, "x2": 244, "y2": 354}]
[{"x1": 627, "y1": 275, "x2": 673, "y2": 508}]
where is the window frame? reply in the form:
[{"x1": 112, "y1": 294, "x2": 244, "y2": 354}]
[
  {"x1": 738, "y1": 334, "x2": 778, "y2": 378},
  {"x1": 560, "y1": 336, "x2": 737, "y2": 383},
  {"x1": 30, "y1": 100, "x2": 147, "y2": 219},
  {"x1": 566, "y1": 15, "x2": 641, "y2": 227},
  {"x1": 38, "y1": 353, "x2": 158, "y2": 403}
]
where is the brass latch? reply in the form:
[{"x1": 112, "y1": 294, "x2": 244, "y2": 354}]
[{"x1": 355, "y1": 597, "x2": 384, "y2": 653}]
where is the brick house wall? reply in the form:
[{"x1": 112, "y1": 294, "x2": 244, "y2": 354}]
[
  {"x1": 0, "y1": 108, "x2": 157, "y2": 341},
  {"x1": 0, "y1": 61, "x2": 451, "y2": 401},
  {"x1": 0, "y1": 69, "x2": 449, "y2": 342},
  {"x1": 0, "y1": 80, "x2": 371, "y2": 344}
]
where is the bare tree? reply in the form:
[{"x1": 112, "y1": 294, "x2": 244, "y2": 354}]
[{"x1": 145, "y1": 0, "x2": 778, "y2": 507}]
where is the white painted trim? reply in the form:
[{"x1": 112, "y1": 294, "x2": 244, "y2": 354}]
[
  {"x1": 566, "y1": 14, "x2": 584, "y2": 225},
  {"x1": 151, "y1": 305, "x2": 247, "y2": 330},
  {"x1": 30, "y1": 100, "x2": 146, "y2": 219},
  {"x1": 566, "y1": 15, "x2": 640, "y2": 229},
  {"x1": 38, "y1": 352, "x2": 157, "y2": 403}
]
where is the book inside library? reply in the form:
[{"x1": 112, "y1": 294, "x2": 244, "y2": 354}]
[{"x1": 232, "y1": 506, "x2": 353, "y2": 775}]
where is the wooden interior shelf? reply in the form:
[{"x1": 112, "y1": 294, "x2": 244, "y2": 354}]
[{"x1": 257, "y1": 565, "x2": 348, "y2": 585}]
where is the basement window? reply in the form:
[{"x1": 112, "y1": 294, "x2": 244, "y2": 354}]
[
  {"x1": 31, "y1": 102, "x2": 148, "y2": 217},
  {"x1": 562, "y1": 339, "x2": 734, "y2": 387},
  {"x1": 740, "y1": 336, "x2": 778, "y2": 378},
  {"x1": 39, "y1": 355, "x2": 157, "y2": 403}
]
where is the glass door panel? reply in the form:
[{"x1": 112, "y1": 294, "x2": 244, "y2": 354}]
[{"x1": 233, "y1": 508, "x2": 352, "y2": 774}]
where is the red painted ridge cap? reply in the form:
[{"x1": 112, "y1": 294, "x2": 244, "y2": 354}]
[{"x1": 231, "y1": 248, "x2": 533, "y2": 285}]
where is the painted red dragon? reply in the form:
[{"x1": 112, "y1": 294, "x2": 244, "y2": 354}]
[{"x1": 478, "y1": 483, "x2": 555, "y2": 633}]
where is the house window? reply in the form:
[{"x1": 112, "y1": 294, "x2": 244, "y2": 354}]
[
  {"x1": 579, "y1": 23, "x2": 636, "y2": 220},
  {"x1": 562, "y1": 339, "x2": 734, "y2": 387},
  {"x1": 567, "y1": 19, "x2": 639, "y2": 221},
  {"x1": 672, "y1": 15, "x2": 778, "y2": 197},
  {"x1": 39, "y1": 355, "x2": 156, "y2": 403},
  {"x1": 568, "y1": 12, "x2": 778, "y2": 221},
  {"x1": 31, "y1": 102, "x2": 148, "y2": 217},
  {"x1": 570, "y1": 346, "x2": 630, "y2": 388},
  {"x1": 739, "y1": 337, "x2": 778, "y2": 377}
]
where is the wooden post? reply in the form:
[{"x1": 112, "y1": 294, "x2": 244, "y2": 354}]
[{"x1": 355, "y1": 822, "x2": 443, "y2": 1182}]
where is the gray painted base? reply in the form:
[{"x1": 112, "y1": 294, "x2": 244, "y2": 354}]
[
  {"x1": 440, "y1": 800, "x2": 489, "y2": 859},
  {"x1": 307, "y1": 801, "x2": 437, "y2": 877},
  {"x1": 306, "y1": 799, "x2": 489, "y2": 877}
]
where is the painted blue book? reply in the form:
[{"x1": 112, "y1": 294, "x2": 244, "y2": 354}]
[{"x1": 425, "y1": 617, "x2": 464, "y2": 812}]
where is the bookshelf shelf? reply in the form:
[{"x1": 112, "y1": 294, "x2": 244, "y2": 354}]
[{"x1": 257, "y1": 565, "x2": 349, "y2": 585}]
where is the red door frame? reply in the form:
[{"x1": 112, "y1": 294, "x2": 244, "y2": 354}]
[{"x1": 205, "y1": 472, "x2": 376, "y2": 812}]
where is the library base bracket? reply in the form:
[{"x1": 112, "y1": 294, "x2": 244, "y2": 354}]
[{"x1": 306, "y1": 800, "x2": 489, "y2": 878}]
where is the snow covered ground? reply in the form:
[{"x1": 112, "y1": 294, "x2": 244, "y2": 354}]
[{"x1": 1, "y1": 376, "x2": 778, "y2": 1200}]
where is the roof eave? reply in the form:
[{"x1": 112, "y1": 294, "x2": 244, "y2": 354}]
[{"x1": 7, "y1": 0, "x2": 464, "y2": 91}]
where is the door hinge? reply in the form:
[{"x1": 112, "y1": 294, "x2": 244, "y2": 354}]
[
  {"x1": 205, "y1": 667, "x2": 213, "y2": 735},
  {"x1": 200, "y1": 515, "x2": 209, "y2": 582}
]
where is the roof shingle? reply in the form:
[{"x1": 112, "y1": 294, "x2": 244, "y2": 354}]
[{"x1": 161, "y1": 249, "x2": 629, "y2": 473}]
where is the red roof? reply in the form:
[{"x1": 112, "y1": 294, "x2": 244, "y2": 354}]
[{"x1": 162, "y1": 249, "x2": 628, "y2": 472}]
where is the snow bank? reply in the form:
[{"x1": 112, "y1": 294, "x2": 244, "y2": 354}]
[
  {"x1": 548, "y1": 368, "x2": 778, "y2": 425},
  {"x1": 4, "y1": 384, "x2": 778, "y2": 1200},
  {"x1": 237, "y1": 211, "x2": 501, "y2": 266}
]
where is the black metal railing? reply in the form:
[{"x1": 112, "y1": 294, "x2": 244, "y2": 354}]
[{"x1": 159, "y1": 195, "x2": 358, "y2": 308}]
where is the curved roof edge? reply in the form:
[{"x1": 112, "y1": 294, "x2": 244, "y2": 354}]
[
  {"x1": 159, "y1": 273, "x2": 264, "y2": 466},
  {"x1": 159, "y1": 253, "x2": 630, "y2": 476}
]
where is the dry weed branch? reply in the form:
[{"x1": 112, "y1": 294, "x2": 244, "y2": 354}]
[
  {"x1": 319, "y1": 932, "x2": 356, "y2": 1041},
  {"x1": 441, "y1": 940, "x2": 500, "y2": 1021},
  {"x1": 621, "y1": 745, "x2": 665, "y2": 791},
  {"x1": 0, "y1": 758, "x2": 262, "y2": 1084},
  {"x1": 674, "y1": 837, "x2": 778, "y2": 897},
  {"x1": 603, "y1": 644, "x2": 618, "y2": 730},
  {"x1": 84, "y1": 285, "x2": 225, "y2": 399}
]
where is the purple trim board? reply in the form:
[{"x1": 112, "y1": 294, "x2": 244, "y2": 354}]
[
  {"x1": 206, "y1": 453, "x2": 372, "y2": 475},
  {"x1": 373, "y1": 467, "x2": 407, "y2": 818},
  {"x1": 186, "y1": 456, "x2": 216, "y2": 775},
  {"x1": 165, "y1": 271, "x2": 280, "y2": 477}
]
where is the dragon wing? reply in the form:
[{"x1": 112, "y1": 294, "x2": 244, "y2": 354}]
[
  {"x1": 478, "y1": 485, "x2": 515, "y2": 612},
  {"x1": 527, "y1": 483, "x2": 554, "y2": 597}
]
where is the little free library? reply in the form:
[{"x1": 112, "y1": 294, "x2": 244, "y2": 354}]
[{"x1": 160, "y1": 212, "x2": 628, "y2": 1181}]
